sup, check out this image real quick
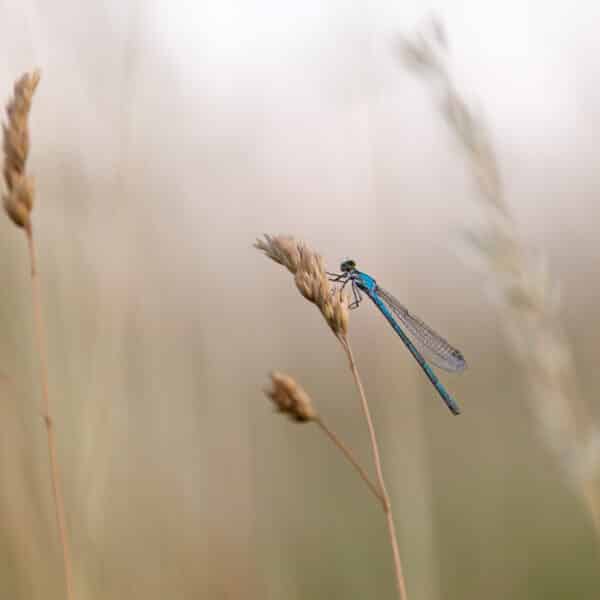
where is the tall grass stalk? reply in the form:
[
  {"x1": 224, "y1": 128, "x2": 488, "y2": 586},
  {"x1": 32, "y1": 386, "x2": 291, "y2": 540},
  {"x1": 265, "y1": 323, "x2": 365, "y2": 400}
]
[
  {"x1": 339, "y1": 335, "x2": 408, "y2": 600},
  {"x1": 2, "y1": 71, "x2": 76, "y2": 599},
  {"x1": 401, "y1": 23, "x2": 600, "y2": 537},
  {"x1": 256, "y1": 234, "x2": 409, "y2": 600},
  {"x1": 265, "y1": 371, "x2": 384, "y2": 507}
]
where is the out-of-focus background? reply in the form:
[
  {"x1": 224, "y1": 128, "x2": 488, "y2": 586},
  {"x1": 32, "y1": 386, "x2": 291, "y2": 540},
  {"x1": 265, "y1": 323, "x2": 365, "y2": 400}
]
[{"x1": 1, "y1": 1, "x2": 600, "y2": 598}]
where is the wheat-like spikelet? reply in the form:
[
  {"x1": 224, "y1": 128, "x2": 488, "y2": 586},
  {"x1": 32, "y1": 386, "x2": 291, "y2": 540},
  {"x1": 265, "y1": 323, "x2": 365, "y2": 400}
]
[
  {"x1": 2, "y1": 70, "x2": 40, "y2": 230},
  {"x1": 265, "y1": 371, "x2": 317, "y2": 423},
  {"x1": 402, "y1": 22, "x2": 600, "y2": 531},
  {"x1": 254, "y1": 234, "x2": 301, "y2": 274},
  {"x1": 254, "y1": 234, "x2": 349, "y2": 337}
]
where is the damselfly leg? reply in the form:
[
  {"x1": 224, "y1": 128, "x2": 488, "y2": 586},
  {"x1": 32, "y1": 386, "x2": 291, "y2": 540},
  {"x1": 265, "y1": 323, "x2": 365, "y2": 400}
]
[
  {"x1": 327, "y1": 271, "x2": 363, "y2": 309},
  {"x1": 349, "y1": 281, "x2": 363, "y2": 309},
  {"x1": 326, "y1": 271, "x2": 346, "y2": 283}
]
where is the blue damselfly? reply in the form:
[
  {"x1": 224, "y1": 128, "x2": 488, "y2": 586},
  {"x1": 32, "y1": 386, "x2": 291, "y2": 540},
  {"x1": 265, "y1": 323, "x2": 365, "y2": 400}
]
[{"x1": 330, "y1": 260, "x2": 466, "y2": 415}]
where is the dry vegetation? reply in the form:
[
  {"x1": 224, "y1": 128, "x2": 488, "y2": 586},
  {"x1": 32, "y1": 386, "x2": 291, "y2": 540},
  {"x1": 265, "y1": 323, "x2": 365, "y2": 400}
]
[
  {"x1": 2, "y1": 71, "x2": 75, "y2": 599},
  {"x1": 256, "y1": 234, "x2": 409, "y2": 600},
  {"x1": 2, "y1": 16, "x2": 599, "y2": 600},
  {"x1": 401, "y1": 21, "x2": 600, "y2": 536}
]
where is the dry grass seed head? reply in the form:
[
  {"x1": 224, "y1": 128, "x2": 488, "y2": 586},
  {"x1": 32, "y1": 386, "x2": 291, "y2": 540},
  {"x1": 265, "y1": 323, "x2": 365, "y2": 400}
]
[
  {"x1": 2, "y1": 70, "x2": 40, "y2": 229},
  {"x1": 265, "y1": 371, "x2": 317, "y2": 423},
  {"x1": 254, "y1": 234, "x2": 301, "y2": 274},
  {"x1": 255, "y1": 234, "x2": 349, "y2": 337},
  {"x1": 403, "y1": 23, "x2": 600, "y2": 489}
]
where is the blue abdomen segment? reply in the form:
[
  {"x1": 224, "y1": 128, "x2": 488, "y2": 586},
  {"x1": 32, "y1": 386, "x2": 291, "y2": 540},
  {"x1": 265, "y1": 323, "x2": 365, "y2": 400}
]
[{"x1": 359, "y1": 280, "x2": 461, "y2": 415}]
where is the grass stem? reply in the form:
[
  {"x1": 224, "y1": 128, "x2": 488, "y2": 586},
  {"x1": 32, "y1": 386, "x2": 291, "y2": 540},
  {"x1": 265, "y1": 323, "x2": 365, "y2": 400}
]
[
  {"x1": 314, "y1": 416, "x2": 385, "y2": 508},
  {"x1": 339, "y1": 335, "x2": 408, "y2": 600},
  {"x1": 26, "y1": 224, "x2": 75, "y2": 600}
]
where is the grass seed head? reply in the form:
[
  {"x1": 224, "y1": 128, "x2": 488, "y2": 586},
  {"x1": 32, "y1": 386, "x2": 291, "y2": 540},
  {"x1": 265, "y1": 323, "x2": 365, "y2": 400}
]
[
  {"x1": 254, "y1": 234, "x2": 301, "y2": 274},
  {"x1": 265, "y1": 371, "x2": 317, "y2": 423},
  {"x1": 2, "y1": 70, "x2": 40, "y2": 230},
  {"x1": 255, "y1": 234, "x2": 349, "y2": 337}
]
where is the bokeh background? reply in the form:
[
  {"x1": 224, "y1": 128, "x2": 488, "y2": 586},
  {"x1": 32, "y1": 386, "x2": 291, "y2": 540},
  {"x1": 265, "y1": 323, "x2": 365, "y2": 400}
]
[{"x1": 1, "y1": 1, "x2": 600, "y2": 598}]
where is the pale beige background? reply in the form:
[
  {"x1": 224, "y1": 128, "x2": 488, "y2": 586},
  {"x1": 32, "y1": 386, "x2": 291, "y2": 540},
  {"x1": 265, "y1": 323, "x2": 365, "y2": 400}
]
[{"x1": 0, "y1": 1, "x2": 599, "y2": 598}]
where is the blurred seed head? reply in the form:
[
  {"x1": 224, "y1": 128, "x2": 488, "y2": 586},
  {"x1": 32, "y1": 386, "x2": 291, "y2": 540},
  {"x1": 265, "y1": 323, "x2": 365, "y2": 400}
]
[
  {"x1": 255, "y1": 234, "x2": 349, "y2": 337},
  {"x1": 2, "y1": 70, "x2": 40, "y2": 230},
  {"x1": 265, "y1": 371, "x2": 317, "y2": 423},
  {"x1": 402, "y1": 23, "x2": 600, "y2": 495}
]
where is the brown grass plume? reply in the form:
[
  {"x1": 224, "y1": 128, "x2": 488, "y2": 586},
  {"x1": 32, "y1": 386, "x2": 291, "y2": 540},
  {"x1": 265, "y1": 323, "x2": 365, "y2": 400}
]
[
  {"x1": 2, "y1": 70, "x2": 40, "y2": 231},
  {"x1": 255, "y1": 234, "x2": 349, "y2": 337}
]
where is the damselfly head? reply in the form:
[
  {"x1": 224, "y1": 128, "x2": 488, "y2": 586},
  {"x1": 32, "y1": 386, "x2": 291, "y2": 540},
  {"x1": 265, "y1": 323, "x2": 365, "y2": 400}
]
[{"x1": 340, "y1": 259, "x2": 356, "y2": 272}]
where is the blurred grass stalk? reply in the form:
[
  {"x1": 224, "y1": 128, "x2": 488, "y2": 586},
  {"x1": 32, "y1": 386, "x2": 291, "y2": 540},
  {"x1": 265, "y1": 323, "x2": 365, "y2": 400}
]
[
  {"x1": 265, "y1": 371, "x2": 385, "y2": 507},
  {"x1": 2, "y1": 71, "x2": 76, "y2": 598},
  {"x1": 256, "y1": 235, "x2": 409, "y2": 600},
  {"x1": 401, "y1": 23, "x2": 600, "y2": 535}
]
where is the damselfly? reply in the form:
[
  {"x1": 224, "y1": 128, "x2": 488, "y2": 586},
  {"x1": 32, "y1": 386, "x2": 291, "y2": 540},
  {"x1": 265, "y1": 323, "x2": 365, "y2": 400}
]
[{"x1": 330, "y1": 260, "x2": 466, "y2": 415}]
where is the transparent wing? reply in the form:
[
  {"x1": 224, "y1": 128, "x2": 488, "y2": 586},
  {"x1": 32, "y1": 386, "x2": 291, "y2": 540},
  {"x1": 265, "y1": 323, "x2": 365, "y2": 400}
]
[{"x1": 375, "y1": 285, "x2": 467, "y2": 372}]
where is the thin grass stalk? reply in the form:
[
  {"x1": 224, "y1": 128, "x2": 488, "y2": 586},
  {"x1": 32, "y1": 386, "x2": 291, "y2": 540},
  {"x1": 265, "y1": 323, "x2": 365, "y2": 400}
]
[
  {"x1": 2, "y1": 71, "x2": 75, "y2": 599},
  {"x1": 27, "y1": 224, "x2": 75, "y2": 600},
  {"x1": 339, "y1": 334, "x2": 408, "y2": 600},
  {"x1": 314, "y1": 416, "x2": 385, "y2": 508},
  {"x1": 265, "y1": 371, "x2": 383, "y2": 506}
]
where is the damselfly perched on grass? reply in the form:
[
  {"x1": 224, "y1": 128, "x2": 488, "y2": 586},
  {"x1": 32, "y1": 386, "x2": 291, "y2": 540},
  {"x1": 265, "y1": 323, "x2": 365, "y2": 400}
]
[{"x1": 329, "y1": 260, "x2": 466, "y2": 415}]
